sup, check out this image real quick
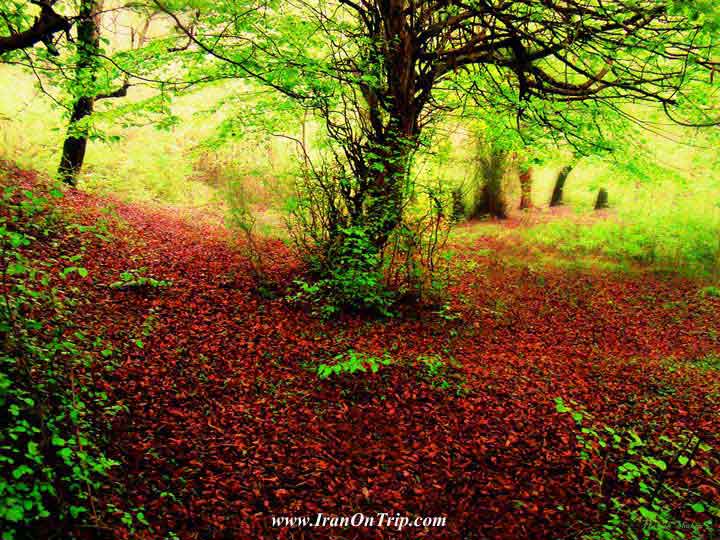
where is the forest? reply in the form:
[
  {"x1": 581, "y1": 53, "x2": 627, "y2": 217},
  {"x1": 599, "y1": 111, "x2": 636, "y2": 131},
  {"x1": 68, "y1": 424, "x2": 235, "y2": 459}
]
[{"x1": 1, "y1": 1, "x2": 719, "y2": 539}]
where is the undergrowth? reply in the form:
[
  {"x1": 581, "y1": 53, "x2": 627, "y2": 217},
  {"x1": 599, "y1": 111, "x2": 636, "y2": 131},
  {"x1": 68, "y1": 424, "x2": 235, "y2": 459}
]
[
  {"x1": 522, "y1": 196, "x2": 720, "y2": 279},
  {"x1": 0, "y1": 173, "x2": 122, "y2": 538},
  {"x1": 555, "y1": 397, "x2": 719, "y2": 540}
]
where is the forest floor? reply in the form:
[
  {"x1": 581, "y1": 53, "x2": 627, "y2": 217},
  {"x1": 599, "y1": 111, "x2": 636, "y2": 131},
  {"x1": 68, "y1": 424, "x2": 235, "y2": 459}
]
[{"x1": 6, "y1": 165, "x2": 720, "y2": 539}]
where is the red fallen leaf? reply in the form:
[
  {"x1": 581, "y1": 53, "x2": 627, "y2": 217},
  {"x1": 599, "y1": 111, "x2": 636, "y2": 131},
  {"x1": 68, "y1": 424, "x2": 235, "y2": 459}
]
[{"x1": 13, "y1": 168, "x2": 716, "y2": 540}]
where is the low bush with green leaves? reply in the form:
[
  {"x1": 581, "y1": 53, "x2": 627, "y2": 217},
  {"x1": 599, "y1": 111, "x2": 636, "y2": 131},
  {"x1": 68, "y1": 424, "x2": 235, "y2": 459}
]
[
  {"x1": 0, "y1": 180, "x2": 119, "y2": 539},
  {"x1": 698, "y1": 286, "x2": 720, "y2": 299},
  {"x1": 293, "y1": 226, "x2": 395, "y2": 318},
  {"x1": 555, "y1": 397, "x2": 719, "y2": 540},
  {"x1": 416, "y1": 354, "x2": 468, "y2": 395},
  {"x1": 317, "y1": 350, "x2": 392, "y2": 380},
  {"x1": 109, "y1": 267, "x2": 172, "y2": 290}
]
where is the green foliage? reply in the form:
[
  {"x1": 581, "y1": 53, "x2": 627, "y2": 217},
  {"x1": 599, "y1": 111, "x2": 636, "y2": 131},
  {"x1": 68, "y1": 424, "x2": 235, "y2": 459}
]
[
  {"x1": 523, "y1": 192, "x2": 720, "y2": 278},
  {"x1": 697, "y1": 286, "x2": 720, "y2": 299},
  {"x1": 109, "y1": 268, "x2": 172, "y2": 290},
  {"x1": 293, "y1": 225, "x2": 395, "y2": 317},
  {"x1": 554, "y1": 397, "x2": 719, "y2": 540},
  {"x1": 416, "y1": 354, "x2": 467, "y2": 395},
  {"x1": 317, "y1": 350, "x2": 392, "y2": 380},
  {"x1": 0, "y1": 181, "x2": 117, "y2": 538},
  {"x1": 689, "y1": 355, "x2": 720, "y2": 372}
]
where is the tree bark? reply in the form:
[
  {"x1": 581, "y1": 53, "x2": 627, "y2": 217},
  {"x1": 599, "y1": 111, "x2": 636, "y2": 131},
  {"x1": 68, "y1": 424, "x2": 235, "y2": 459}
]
[
  {"x1": 550, "y1": 164, "x2": 574, "y2": 207},
  {"x1": 0, "y1": 1, "x2": 70, "y2": 56},
  {"x1": 519, "y1": 167, "x2": 533, "y2": 210},
  {"x1": 595, "y1": 188, "x2": 609, "y2": 210},
  {"x1": 470, "y1": 141, "x2": 507, "y2": 219},
  {"x1": 58, "y1": 0, "x2": 102, "y2": 186}
]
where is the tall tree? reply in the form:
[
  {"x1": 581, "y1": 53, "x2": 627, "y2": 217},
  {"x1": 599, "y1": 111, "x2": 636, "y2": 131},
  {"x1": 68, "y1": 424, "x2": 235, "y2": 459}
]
[
  {"x1": 57, "y1": 7, "x2": 155, "y2": 185},
  {"x1": 57, "y1": 0, "x2": 102, "y2": 186},
  {"x1": 157, "y1": 0, "x2": 720, "y2": 298}
]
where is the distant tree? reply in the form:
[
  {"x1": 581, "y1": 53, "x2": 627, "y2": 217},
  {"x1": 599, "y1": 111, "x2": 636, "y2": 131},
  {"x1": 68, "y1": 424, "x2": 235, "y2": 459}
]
[
  {"x1": 550, "y1": 164, "x2": 576, "y2": 207},
  {"x1": 470, "y1": 137, "x2": 508, "y2": 220},
  {"x1": 518, "y1": 165, "x2": 533, "y2": 211},
  {"x1": 595, "y1": 188, "x2": 609, "y2": 210}
]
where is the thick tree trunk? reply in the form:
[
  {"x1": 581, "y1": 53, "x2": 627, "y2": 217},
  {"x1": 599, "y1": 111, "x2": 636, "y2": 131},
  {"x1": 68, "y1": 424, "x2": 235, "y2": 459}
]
[
  {"x1": 519, "y1": 167, "x2": 533, "y2": 210},
  {"x1": 363, "y1": 141, "x2": 412, "y2": 248},
  {"x1": 550, "y1": 164, "x2": 573, "y2": 207},
  {"x1": 58, "y1": 0, "x2": 101, "y2": 186},
  {"x1": 58, "y1": 97, "x2": 93, "y2": 185},
  {"x1": 360, "y1": 1, "x2": 420, "y2": 250},
  {"x1": 470, "y1": 141, "x2": 507, "y2": 219}
]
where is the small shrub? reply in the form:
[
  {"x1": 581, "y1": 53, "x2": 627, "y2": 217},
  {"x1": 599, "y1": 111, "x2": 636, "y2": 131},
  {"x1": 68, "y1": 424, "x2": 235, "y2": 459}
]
[
  {"x1": 292, "y1": 225, "x2": 395, "y2": 318},
  {"x1": 555, "y1": 397, "x2": 719, "y2": 540},
  {"x1": 222, "y1": 175, "x2": 276, "y2": 290},
  {"x1": 697, "y1": 286, "x2": 720, "y2": 299},
  {"x1": 288, "y1": 160, "x2": 452, "y2": 317},
  {"x1": 689, "y1": 355, "x2": 720, "y2": 371},
  {"x1": 0, "y1": 180, "x2": 119, "y2": 539},
  {"x1": 416, "y1": 354, "x2": 467, "y2": 395},
  {"x1": 109, "y1": 267, "x2": 171, "y2": 290},
  {"x1": 317, "y1": 350, "x2": 392, "y2": 379}
]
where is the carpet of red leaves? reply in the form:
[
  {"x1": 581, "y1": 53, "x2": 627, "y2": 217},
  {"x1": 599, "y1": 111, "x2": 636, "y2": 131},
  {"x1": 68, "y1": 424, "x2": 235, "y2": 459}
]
[{"x1": 9, "y1": 166, "x2": 720, "y2": 539}]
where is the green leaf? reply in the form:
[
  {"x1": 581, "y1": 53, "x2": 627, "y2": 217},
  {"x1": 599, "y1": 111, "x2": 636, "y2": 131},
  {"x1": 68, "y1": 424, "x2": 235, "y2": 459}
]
[
  {"x1": 51, "y1": 435, "x2": 66, "y2": 446},
  {"x1": 6, "y1": 263, "x2": 27, "y2": 276},
  {"x1": 69, "y1": 505, "x2": 86, "y2": 518},
  {"x1": 12, "y1": 465, "x2": 34, "y2": 479},
  {"x1": 4, "y1": 505, "x2": 24, "y2": 522},
  {"x1": 690, "y1": 502, "x2": 705, "y2": 513},
  {"x1": 638, "y1": 506, "x2": 657, "y2": 521},
  {"x1": 554, "y1": 397, "x2": 570, "y2": 413}
]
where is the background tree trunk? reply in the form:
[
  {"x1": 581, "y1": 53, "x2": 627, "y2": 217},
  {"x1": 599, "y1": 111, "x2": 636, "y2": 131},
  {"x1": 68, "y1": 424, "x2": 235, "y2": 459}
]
[
  {"x1": 550, "y1": 164, "x2": 574, "y2": 207},
  {"x1": 469, "y1": 138, "x2": 508, "y2": 219},
  {"x1": 519, "y1": 168, "x2": 533, "y2": 210},
  {"x1": 595, "y1": 188, "x2": 609, "y2": 210},
  {"x1": 451, "y1": 188, "x2": 465, "y2": 222},
  {"x1": 58, "y1": 0, "x2": 102, "y2": 186}
]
